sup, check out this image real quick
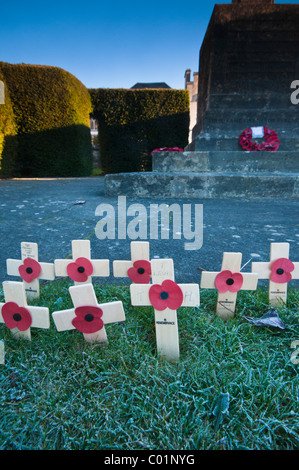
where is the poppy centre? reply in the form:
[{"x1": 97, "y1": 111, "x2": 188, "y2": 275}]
[
  {"x1": 276, "y1": 268, "x2": 284, "y2": 275},
  {"x1": 84, "y1": 313, "x2": 94, "y2": 322},
  {"x1": 160, "y1": 291, "x2": 169, "y2": 300},
  {"x1": 137, "y1": 267, "x2": 145, "y2": 274},
  {"x1": 26, "y1": 267, "x2": 33, "y2": 274},
  {"x1": 226, "y1": 278, "x2": 234, "y2": 286},
  {"x1": 77, "y1": 266, "x2": 85, "y2": 273},
  {"x1": 13, "y1": 313, "x2": 22, "y2": 322}
]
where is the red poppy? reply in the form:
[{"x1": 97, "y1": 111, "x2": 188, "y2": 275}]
[
  {"x1": 127, "y1": 260, "x2": 151, "y2": 284},
  {"x1": 67, "y1": 257, "x2": 93, "y2": 282},
  {"x1": 270, "y1": 258, "x2": 294, "y2": 283},
  {"x1": 72, "y1": 305, "x2": 104, "y2": 334},
  {"x1": 18, "y1": 258, "x2": 41, "y2": 283},
  {"x1": 215, "y1": 270, "x2": 243, "y2": 293},
  {"x1": 149, "y1": 279, "x2": 183, "y2": 311},
  {"x1": 1, "y1": 301, "x2": 32, "y2": 331}
]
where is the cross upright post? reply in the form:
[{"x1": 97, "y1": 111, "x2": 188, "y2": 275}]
[
  {"x1": 6, "y1": 242, "x2": 55, "y2": 299},
  {"x1": 130, "y1": 258, "x2": 200, "y2": 362},
  {"x1": 54, "y1": 239, "x2": 110, "y2": 285},
  {"x1": 113, "y1": 241, "x2": 151, "y2": 284},
  {"x1": 251, "y1": 242, "x2": 299, "y2": 306},
  {"x1": 200, "y1": 252, "x2": 258, "y2": 320}
]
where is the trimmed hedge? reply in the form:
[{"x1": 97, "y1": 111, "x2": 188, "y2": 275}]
[
  {"x1": 0, "y1": 71, "x2": 18, "y2": 178},
  {"x1": 89, "y1": 88, "x2": 189, "y2": 173},
  {"x1": 0, "y1": 62, "x2": 93, "y2": 177}
]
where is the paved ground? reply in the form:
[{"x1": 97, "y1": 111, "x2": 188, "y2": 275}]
[{"x1": 0, "y1": 176, "x2": 298, "y2": 286}]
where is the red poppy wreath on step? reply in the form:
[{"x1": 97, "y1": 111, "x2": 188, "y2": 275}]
[
  {"x1": 239, "y1": 127, "x2": 280, "y2": 151},
  {"x1": 149, "y1": 280, "x2": 183, "y2": 311},
  {"x1": 151, "y1": 147, "x2": 184, "y2": 156}
]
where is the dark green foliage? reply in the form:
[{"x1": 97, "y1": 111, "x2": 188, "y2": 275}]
[
  {"x1": 0, "y1": 71, "x2": 18, "y2": 178},
  {"x1": 89, "y1": 88, "x2": 189, "y2": 173},
  {"x1": 0, "y1": 62, "x2": 93, "y2": 177}
]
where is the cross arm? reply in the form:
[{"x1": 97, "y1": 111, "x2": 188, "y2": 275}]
[
  {"x1": 100, "y1": 301, "x2": 125, "y2": 324},
  {"x1": 52, "y1": 308, "x2": 76, "y2": 331},
  {"x1": 179, "y1": 284, "x2": 200, "y2": 306},
  {"x1": 130, "y1": 283, "x2": 200, "y2": 307},
  {"x1": 113, "y1": 260, "x2": 133, "y2": 277},
  {"x1": 251, "y1": 262, "x2": 270, "y2": 278},
  {"x1": 201, "y1": 271, "x2": 258, "y2": 290},
  {"x1": 28, "y1": 306, "x2": 50, "y2": 329}
]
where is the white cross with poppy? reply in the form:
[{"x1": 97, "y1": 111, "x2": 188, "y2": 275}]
[
  {"x1": 6, "y1": 242, "x2": 55, "y2": 299},
  {"x1": 113, "y1": 241, "x2": 151, "y2": 284},
  {"x1": 52, "y1": 283, "x2": 126, "y2": 344},
  {"x1": 0, "y1": 281, "x2": 50, "y2": 340},
  {"x1": 200, "y1": 252, "x2": 258, "y2": 320},
  {"x1": 251, "y1": 242, "x2": 299, "y2": 307},
  {"x1": 54, "y1": 240, "x2": 110, "y2": 285},
  {"x1": 130, "y1": 258, "x2": 200, "y2": 362}
]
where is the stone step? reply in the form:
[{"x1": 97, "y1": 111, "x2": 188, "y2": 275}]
[
  {"x1": 152, "y1": 151, "x2": 299, "y2": 173},
  {"x1": 194, "y1": 135, "x2": 299, "y2": 151},
  {"x1": 104, "y1": 171, "x2": 299, "y2": 199},
  {"x1": 203, "y1": 108, "x2": 299, "y2": 126}
]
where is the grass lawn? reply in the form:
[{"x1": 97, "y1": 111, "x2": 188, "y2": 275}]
[{"x1": 0, "y1": 279, "x2": 298, "y2": 451}]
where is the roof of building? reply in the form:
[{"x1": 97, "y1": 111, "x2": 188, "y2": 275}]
[{"x1": 131, "y1": 82, "x2": 171, "y2": 89}]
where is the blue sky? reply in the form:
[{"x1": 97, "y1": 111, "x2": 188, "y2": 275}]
[{"x1": 0, "y1": 0, "x2": 297, "y2": 90}]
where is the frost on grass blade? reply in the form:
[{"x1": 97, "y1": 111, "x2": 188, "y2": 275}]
[{"x1": 213, "y1": 392, "x2": 230, "y2": 430}]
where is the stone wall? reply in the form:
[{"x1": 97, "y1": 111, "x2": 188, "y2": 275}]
[{"x1": 191, "y1": 2, "x2": 299, "y2": 150}]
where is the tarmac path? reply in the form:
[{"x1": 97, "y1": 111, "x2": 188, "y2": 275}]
[{"x1": 0, "y1": 176, "x2": 298, "y2": 286}]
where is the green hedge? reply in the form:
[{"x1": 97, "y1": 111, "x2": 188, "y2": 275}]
[
  {"x1": 89, "y1": 88, "x2": 189, "y2": 173},
  {"x1": 0, "y1": 71, "x2": 18, "y2": 178},
  {"x1": 0, "y1": 62, "x2": 93, "y2": 177}
]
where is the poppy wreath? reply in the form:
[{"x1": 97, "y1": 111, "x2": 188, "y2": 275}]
[
  {"x1": 149, "y1": 279, "x2": 183, "y2": 311},
  {"x1": 151, "y1": 147, "x2": 184, "y2": 156},
  {"x1": 127, "y1": 260, "x2": 151, "y2": 284},
  {"x1": 239, "y1": 127, "x2": 280, "y2": 152}
]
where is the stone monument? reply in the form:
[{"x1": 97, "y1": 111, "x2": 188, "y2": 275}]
[{"x1": 105, "y1": 0, "x2": 299, "y2": 199}]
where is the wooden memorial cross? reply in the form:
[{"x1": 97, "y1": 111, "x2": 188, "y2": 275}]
[
  {"x1": 251, "y1": 242, "x2": 299, "y2": 306},
  {"x1": 200, "y1": 252, "x2": 258, "y2": 320},
  {"x1": 52, "y1": 283, "x2": 126, "y2": 344},
  {"x1": 54, "y1": 240, "x2": 109, "y2": 285},
  {"x1": 130, "y1": 258, "x2": 200, "y2": 362},
  {"x1": 6, "y1": 242, "x2": 55, "y2": 299},
  {"x1": 0, "y1": 281, "x2": 50, "y2": 340},
  {"x1": 113, "y1": 241, "x2": 151, "y2": 284}
]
